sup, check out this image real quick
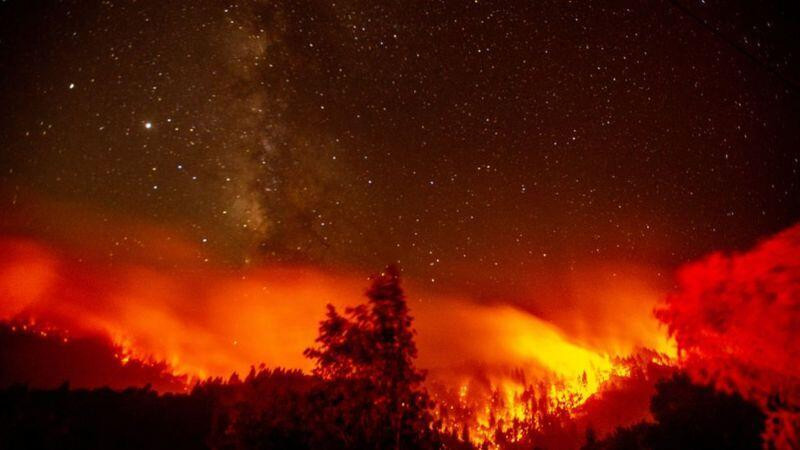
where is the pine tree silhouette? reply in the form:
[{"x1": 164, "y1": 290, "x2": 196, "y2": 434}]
[{"x1": 305, "y1": 265, "x2": 436, "y2": 449}]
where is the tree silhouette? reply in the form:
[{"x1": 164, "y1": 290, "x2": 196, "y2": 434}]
[
  {"x1": 583, "y1": 373, "x2": 766, "y2": 450},
  {"x1": 304, "y1": 265, "x2": 437, "y2": 449}
]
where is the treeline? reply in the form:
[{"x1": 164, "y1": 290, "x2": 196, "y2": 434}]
[
  {"x1": 0, "y1": 267, "x2": 769, "y2": 449},
  {"x1": 0, "y1": 323, "x2": 186, "y2": 392},
  {"x1": 0, "y1": 370, "x2": 766, "y2": 449}
]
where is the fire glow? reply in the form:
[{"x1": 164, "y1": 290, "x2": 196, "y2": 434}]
[{"x1": 0, "y1": 233, "x2": 680, "y2": 446}]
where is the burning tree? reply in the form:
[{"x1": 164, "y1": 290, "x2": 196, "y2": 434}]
[
  {"x1": 655, "y1": 224, "x2": 800, "y2": 448},
  {"x1": 304, "y1": 265, "x2": 440, "y2": 449}
]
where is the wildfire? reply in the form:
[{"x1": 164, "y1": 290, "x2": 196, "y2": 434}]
[
  {"x1": 0, "y1": 234, "x2": 677, "y2": 446},
  {"x1": 425, "y1": 355, "x2": 650, "y2": 447}
]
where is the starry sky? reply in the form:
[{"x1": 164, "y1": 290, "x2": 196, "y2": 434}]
[{"x1": 1, "y1": 0, "x2": 799, "y2": 304}]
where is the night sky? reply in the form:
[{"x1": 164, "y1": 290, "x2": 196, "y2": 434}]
[{"x1": 1, "y1": 0, "x2": 799, "y2": 304}]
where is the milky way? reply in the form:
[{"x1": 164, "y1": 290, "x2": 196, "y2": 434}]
[{"x1": 1, "y1": 0, "x2": 799, "y2": 305}]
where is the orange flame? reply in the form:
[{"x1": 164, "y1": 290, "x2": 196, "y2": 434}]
[{"x1": 0, "y1": 234, "x2": 676, "y2": 445}]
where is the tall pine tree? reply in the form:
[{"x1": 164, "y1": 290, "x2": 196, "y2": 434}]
[{"x1": 305, "y1": 266, "x2": 437, "y2": 449}]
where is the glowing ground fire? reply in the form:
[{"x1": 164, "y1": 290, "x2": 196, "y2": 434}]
[
  {"x1": 3, "y1": 223, "x2": 800, "y2": 447},
  {"x1": 0, "y1": 234, "x2": 675, "y2": 446}
]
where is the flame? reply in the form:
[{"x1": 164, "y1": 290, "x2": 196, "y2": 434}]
[{"x1": 0, "y1": 233, "x2": 676, "y2": 446}]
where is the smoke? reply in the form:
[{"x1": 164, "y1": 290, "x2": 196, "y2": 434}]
[
  {"x1": 0, "y1": 197, "x2": 682, "y2": 445},
  {"x1": 656, "y1": 223, "x2": 800, "y2": 446},
  {"x1": 0, "y1": 230, "x2": 671, "y2": 393}
]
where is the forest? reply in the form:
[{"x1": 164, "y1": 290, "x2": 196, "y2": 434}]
[{"x1": 0, "y1": 267, "x2": 773, "y2": 449}]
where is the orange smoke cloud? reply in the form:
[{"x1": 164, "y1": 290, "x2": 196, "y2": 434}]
[
  {"x1": 0, "y1": 197, "x2": 687, "y2": 449},
  {"x1": 0, "y1": 233, "x2": 671, "y2": 391},
  {"x1": 0, "y1": 235, "x2": 361, "y2": 378}
]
